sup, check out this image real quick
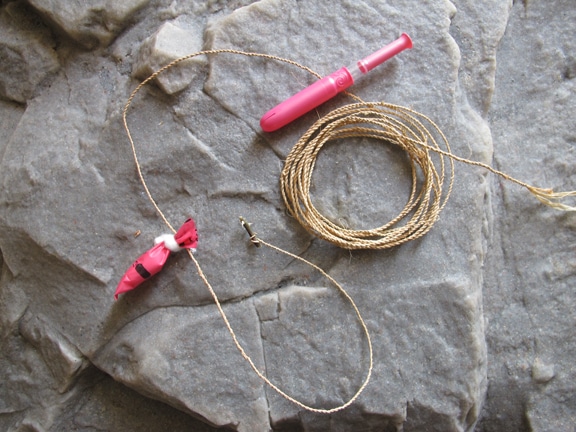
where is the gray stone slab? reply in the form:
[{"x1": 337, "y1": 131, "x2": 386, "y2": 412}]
[
  {"x1": 0, "y1": 2, "x2": 60, "y2": 103},
  {"x1": 478, "y1": 1, "x2": 576, "y2": 431},
  {"x1": 27, "y1": 0, "x2": 150, "y2": 49},
  {"x1": 0, "y1": 0, "x2": 574, "y2": 431},
  {"x1": 132, "y1": 22, "x2": 205, "y2": 94}
]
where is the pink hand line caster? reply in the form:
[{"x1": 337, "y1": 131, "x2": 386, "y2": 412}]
[{"x1": 260, "y1": 33, "x2": 413, "y2": 132}]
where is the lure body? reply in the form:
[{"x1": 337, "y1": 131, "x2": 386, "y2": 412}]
[{"x1": 114, "y1": 218, "x2": 198, "y2": 299}]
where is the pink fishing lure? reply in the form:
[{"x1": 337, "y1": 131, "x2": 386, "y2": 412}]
[{"x1": 114, "y1": 218, "x2": 198, "y2": 299}]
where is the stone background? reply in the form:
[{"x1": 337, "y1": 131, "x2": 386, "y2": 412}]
[{"x1": 0, "y1": 0, "x2": 574, "y2": 431}]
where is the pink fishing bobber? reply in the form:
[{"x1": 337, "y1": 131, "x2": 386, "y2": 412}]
[
  {"x1": 260, "y1": 33, "x2": 413, "y2": 132},
  {"x1": 114, "y1": 218, "x2": 198, "y2": 300}
]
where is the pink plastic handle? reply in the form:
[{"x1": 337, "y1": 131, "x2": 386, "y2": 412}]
[
  {"x1": 260, "y1": 33, "x2": 412, "y2": 132},
  {"x1": 260, "y1": 67, "x2": 354, "y2": 132}
]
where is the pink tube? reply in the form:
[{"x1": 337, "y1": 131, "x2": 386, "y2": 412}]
[
  {"x1": 358, "y1": 33, "x2": 412, "y2": 73},
  {"x1": 260, "y1": 33, "x2": 412, "y2": 132},
  {"x1": 260, "y1": 67, "x2": 354, "y2": 133}
]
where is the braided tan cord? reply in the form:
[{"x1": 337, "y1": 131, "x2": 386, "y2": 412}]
[
  {"x1": 122, "y1": 49, "x2": 372, "y2": 414},
  {"x1": 281, "y1": 102, "x2": 455, "y2": 249},
  {"x1": 185, "y1": 238, "x2": 373, "y2": 414}
]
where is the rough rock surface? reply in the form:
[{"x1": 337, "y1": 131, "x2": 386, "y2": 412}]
[
  {"x1": 478, "y1": 1, "x2": 576, "y2": 430},
  {"x1": 132, "y1": 22, "x2": 205, "y2": 95},
  {"x1": 0, "y1": 1, "x2": 574, "y2": 431},
  {"x1": 27, "y1": 0, "x2": 150, "y2": 48},
  {"x1": 0, "y1": 2, "x2": 60, "y2": 103}
]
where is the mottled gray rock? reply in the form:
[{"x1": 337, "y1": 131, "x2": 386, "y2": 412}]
[
  {"x1": 27, "y1": 0, "x2": 150, "y2": 48},
  {"x1": 449, "y1": 0, "x2": 512, "y2": 115},
  {"x1": 18, "y1": 310, "x2": 90, "y2": 393},
  {"x1": 477, "y1": 1, "x2": 576, "y2": 431},
  {"x1": 0, "y1": 99, "x2": 24, "y2": 151},
  {"x1": 95, "y1": 301, "x2": 270, "y2": 431},
  {"x1": 133, "y1": 22, "x2": 205, "y2": 94},
  {"x1": 49, "y1": 374, "x2": 226, "y2": 432},
  {"x1": 0, "y1": 2, "x2": 60, "y2": 103},
  {"x1": 531, "y1": 357, "x2": 555, "y2": 384},
  {"x1": 0, "y1": 0, "x2": 574, "y2": 431}
]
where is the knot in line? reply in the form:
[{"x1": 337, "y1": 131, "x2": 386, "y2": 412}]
[
  {"x1": 281, "y1": 102, "x2": 455, "y2": 250},
  {"x1": 155, "y1": 233, "x2": 186, "y2": 252}
]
